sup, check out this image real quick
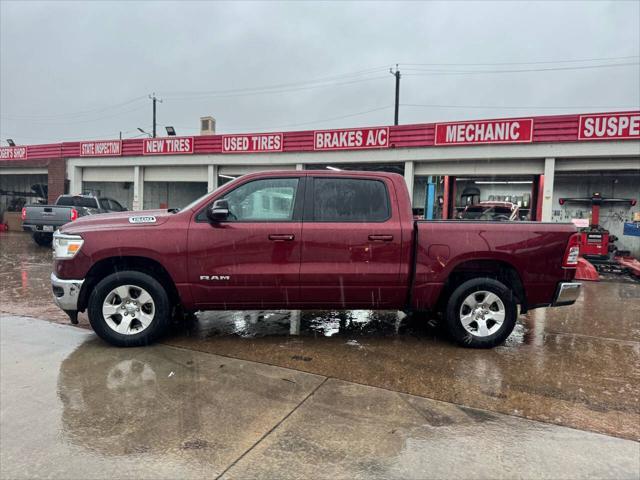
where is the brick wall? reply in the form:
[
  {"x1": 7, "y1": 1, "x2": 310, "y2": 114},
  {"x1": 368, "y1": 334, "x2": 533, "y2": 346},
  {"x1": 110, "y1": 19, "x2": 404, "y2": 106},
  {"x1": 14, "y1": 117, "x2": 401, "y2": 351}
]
[{"x1": 47, "y1": 159, "x2": 67, "y2": 203}]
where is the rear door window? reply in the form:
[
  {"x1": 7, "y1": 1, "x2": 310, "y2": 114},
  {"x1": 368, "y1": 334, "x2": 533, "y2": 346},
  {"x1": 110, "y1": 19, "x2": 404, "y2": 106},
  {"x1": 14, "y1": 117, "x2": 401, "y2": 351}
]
[{"x1": 312, "y1": 178, "x2": 390, "y2": 222}]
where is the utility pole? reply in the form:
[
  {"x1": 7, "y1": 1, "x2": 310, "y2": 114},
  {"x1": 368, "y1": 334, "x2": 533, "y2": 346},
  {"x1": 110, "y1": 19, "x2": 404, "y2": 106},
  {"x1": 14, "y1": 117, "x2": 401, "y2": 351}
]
[
  {"x1": 149, "y1": 93, "x2": 163, "y2": 137},
  {"x1": 390, "y1": 65, "x2": 401, "y2": 126}
]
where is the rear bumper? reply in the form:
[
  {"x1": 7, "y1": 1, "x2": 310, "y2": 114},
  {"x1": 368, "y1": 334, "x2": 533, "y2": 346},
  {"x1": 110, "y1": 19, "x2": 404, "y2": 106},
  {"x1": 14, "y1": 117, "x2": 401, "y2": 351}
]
[
  {"x1": 23, "y1": 223, "x2": 58, "y2": 233},
  {"x1": 552, "y1": 282, "x2": 581, "y2": 306},
  {"x1": 51, "y1": 273, "x2": 84, "y2": 311}
]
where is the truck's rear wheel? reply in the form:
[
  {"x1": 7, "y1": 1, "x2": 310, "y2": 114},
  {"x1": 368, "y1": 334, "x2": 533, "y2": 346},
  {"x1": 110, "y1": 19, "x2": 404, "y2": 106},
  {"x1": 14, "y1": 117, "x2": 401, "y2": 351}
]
[
  {"x1": 445, "y1": 278, "x2": 517, "y2": 348},
  {"x1": 88, "y1": 270, "x2": 171, "y2": 347},
  {"x1": 32, "y1": 232, "x2": 52, "y2": 247}
]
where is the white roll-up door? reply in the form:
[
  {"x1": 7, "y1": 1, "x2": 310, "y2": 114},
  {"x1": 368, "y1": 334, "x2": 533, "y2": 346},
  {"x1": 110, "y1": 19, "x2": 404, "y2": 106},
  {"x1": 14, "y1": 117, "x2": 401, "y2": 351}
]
[
  {"x1": 144, "y1": 166, "x2": 208, "y2": 182},
  {"x1": 82, "y1": 167, "x2": 134, "y2": 182},
  {"x1": 218, "y1": 164, "x2": 295, "y2": 176}
]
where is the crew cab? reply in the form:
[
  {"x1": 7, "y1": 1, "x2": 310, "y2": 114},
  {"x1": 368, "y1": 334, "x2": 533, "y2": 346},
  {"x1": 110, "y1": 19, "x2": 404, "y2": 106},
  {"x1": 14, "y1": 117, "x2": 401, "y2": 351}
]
[
  {"x1": 51, "y1": 171, "x2": 581, "y2": 348},
  {"x1": 22, "y1": 194, "x2": 126, "y2": 246}
]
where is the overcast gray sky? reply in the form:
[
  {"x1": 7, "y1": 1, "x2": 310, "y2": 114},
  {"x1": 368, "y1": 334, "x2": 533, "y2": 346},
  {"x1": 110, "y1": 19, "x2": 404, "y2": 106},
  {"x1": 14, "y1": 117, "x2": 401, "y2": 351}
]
[{"x1": 1, "y1": 0, "x2": 639, "y2": 144}]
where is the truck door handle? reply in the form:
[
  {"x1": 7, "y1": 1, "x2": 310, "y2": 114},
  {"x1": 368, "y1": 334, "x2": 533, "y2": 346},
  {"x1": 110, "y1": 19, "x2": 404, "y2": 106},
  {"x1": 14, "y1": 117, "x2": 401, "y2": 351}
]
[
  {"x1": 368, "y1": 234, "x2": 394, "y2": 242},
  {"x1": 269, "y1": 234, "x2": 295, "y2": 241}
]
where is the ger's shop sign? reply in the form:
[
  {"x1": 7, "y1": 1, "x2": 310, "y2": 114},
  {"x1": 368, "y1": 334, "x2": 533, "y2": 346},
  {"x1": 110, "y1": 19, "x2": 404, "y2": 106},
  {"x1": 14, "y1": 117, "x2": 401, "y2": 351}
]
[
  {"x1": 0, "y1": 146, "x2": 28, "y2": 160},
  {"x1": 578, "y1": 112, "x2": 640, "y2": 141},
  {"x1": 222, "y1": 133, "x2": 283, "y2": 153},
  {"x1": 314, "y1": 127, "x2": 389, "y2": 151},
  {"x1": 80, "y1": 140, "x2": 122, "y2": 157},
  {"x1": 435, "y1": 119, "x2": 534, "y2": 145},
  {"x1": 143, "y1": 137, "x2": 194, "y2": 155}
]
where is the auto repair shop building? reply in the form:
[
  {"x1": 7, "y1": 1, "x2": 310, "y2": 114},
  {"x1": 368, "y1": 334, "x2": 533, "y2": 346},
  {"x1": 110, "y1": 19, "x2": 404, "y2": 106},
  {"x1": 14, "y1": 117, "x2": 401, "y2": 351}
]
[{"x1": 1, "y1": 110, "x2": 639, "y2": 254}]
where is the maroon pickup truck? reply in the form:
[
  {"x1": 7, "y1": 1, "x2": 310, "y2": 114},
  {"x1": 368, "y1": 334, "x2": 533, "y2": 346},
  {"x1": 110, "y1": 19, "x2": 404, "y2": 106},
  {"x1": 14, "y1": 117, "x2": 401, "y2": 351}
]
[{"x1": 51, "y1": 171, "x2": 581, "y2": 348}]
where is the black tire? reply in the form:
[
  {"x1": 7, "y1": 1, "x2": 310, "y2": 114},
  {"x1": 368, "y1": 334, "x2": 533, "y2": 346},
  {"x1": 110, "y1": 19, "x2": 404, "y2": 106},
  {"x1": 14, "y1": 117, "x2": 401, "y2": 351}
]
[
  {"x1": 32, "y1": 232, "x2": 52, "y2": 247},
  {"x1": 88, "y1": 270, "x2": 171, "y2": 347},
  {"x1": 445, "y1": 277, "x2": 517, "y2": 348}
]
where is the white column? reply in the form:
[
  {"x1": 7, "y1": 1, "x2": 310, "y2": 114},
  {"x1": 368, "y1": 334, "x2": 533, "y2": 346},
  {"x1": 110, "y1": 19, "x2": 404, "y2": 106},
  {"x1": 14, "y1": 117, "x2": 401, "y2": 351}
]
[
  {"x1": 296, "y1": 163, "x2": 304, "y2": 171},
  {"x1": 541, "y1": 157, "x2": 555, "y2": 221},
  {"x1": 207, "y1": 165, "x2": 218, "y2": 191},
  {"x1": 68, "y1": 165, "x2": 82, "y2": 194},
  {"x1": 404, "y1": 161, "x2": 415, "y2": 204},
  {"x1": 132, "y1": 166, "x2": 144, "y2": 211}
]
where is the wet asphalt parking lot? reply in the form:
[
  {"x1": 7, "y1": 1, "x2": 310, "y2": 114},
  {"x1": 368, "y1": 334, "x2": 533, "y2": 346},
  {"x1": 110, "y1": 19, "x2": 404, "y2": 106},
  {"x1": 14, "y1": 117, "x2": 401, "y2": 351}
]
[{"x1": 1, "y1": 230, "x2": 639, "y2": 478}]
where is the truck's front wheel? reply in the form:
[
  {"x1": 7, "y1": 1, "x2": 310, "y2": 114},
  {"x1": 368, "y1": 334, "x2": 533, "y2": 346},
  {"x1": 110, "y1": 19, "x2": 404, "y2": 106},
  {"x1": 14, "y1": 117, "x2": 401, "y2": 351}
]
[
  {"x1": 445, "y1": 278, "x2": 517, "y2": 348},
  {"x1": 88, "y1": 271, "x2": 171, "y2": 347}
]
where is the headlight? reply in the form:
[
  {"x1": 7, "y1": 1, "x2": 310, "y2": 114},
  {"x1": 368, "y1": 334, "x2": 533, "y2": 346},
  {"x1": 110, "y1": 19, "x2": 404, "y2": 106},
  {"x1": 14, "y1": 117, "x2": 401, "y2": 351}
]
[{"x1": 53, "y1": 232, "x2": 84, "y2": 259}]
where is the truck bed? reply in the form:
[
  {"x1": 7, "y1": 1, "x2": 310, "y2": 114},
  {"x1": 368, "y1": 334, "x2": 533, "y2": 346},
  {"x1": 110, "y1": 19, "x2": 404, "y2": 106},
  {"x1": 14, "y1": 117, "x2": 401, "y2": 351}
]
[{"x1": 412, "y1": 220, "x2": 577, "y2": 310}]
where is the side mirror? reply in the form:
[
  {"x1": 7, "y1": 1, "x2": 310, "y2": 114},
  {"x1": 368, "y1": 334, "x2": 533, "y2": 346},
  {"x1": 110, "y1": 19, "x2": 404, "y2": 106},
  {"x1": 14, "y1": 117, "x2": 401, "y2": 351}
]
[{"x1": 207, "y1": 199, "x2": 230, "y2": 222}]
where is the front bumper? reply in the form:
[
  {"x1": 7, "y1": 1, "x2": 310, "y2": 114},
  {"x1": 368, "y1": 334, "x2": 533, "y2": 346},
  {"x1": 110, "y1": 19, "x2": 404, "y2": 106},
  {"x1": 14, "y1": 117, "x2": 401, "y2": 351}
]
[
  {"x1": 552, "y1": 282, "x2": 582, "y2": 306},
  {"x1": 51, "y1": 273, "x2": 84, "y2": 311}
]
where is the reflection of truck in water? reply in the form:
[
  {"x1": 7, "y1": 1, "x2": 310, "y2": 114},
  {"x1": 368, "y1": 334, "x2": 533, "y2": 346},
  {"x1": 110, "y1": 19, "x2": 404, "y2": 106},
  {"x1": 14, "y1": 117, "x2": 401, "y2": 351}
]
[{"x1": 459, "y1": 201, "x2": 520, "y2": 221}]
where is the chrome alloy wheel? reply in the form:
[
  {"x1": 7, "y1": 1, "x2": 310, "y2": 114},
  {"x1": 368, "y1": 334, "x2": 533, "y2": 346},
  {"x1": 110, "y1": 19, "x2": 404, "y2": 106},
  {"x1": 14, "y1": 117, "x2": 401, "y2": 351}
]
[
  {"x1": 459, "y1": 291, "x2": 506, "y2": 337},
  {"x1": 102, "y1": 285, "x2": 155, "y2": 335}
]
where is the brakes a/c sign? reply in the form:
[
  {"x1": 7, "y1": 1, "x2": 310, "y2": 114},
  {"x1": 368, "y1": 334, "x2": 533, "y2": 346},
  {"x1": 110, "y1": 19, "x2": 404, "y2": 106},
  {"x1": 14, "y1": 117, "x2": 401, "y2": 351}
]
[
  {"x1": 578, "y1": 112, "x2": 640, "y2": 141},
  {"x1": 222, "y1": 133, "x2": 283, "y2": 153},
  {"x1": 143, "y1": 137, "x2": 194, "y2": 155},
  {"x1": 0, "y1": 146, "x2": 28, "y2": 160},
  {"x1": 314, "y1": 127, "x2": 389, "y2": 151},
  {"x1": 434, "y1": 118, "x2": 533, "y2": 145},
  {"x1": 80, "y1": 140, "x2": 122, "y2": 157}
]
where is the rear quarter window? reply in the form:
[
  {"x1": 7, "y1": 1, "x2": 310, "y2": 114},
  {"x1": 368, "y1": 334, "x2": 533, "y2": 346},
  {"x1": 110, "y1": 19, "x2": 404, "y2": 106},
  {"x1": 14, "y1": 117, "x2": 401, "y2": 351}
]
[{"x1": 312, "y1": 178, "x2": 390, "y2": 222}]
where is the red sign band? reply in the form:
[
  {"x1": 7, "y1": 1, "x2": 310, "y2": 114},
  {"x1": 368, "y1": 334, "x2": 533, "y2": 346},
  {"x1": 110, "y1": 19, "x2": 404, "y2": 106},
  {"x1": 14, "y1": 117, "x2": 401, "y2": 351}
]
[
  {"x1": 578, "y1": 113, "x2": 640, "y2": 141},
  {"x1": 0, "y1": 146, "x2": 28, "y2": 160},
  {"x1": 80, "y1": 140, "x2": 122, "y2": 157},
  {"x1": 222, "y1": 133, "x2": 283, "y2": 153},
  {"x1": 435, "y1": 119, "x2": 534, "y2": 146},
  {"x1": 313, "y1": 127, "x2": 389, "y2": 151},
  {"x1": 143, "y1": 137, "x2": 194, "y2": 155}
]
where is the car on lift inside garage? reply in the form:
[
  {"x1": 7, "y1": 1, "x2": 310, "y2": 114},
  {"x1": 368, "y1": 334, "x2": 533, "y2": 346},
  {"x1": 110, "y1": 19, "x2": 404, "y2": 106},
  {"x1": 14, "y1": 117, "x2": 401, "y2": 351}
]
[{"x1": 459, "y1": 201, "x2": 520, "y2": 221}]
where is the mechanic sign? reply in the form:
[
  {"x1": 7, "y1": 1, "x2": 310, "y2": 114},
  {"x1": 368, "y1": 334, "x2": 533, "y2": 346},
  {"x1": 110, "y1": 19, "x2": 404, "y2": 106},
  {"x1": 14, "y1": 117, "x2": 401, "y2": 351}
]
[{"x1": 435, "y1": 119, "x2": 534, "y2": 145}]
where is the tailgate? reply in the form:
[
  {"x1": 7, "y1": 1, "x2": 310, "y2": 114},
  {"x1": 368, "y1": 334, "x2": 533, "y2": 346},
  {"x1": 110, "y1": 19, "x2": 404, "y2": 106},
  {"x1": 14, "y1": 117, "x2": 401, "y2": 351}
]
[{"x1": 24, "y1": 205, "x2": 74, "y2": 227}]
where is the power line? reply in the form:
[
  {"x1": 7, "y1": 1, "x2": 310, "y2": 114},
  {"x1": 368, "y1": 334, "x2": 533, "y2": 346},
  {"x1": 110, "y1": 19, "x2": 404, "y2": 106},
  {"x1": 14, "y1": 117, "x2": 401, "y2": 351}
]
[
  {"x1": 401, "y1": 103, "x2": 640, "y2": 110},
  {"x1": 159, "y1": 65, "x2": 390, "y2": 97},
  {"x1": 1, "y1": 104, "x2": 148, "y2": 124},
  {"x1": 401, "y1": 62, "x2": 640, "y2": 75},
  {"x1": 177, "y1": 106, "x2": 393, "y2": 133},
  {"x1": 400, "y1": 55, "x2": 639, "y2": 67},
  {"x1": 161, "y1": 75, "x2": 389, "y2": 101},
  {"x1": 0, "y1": 96, "x2": 147, "y2": 120},
  {"x1": 244, "y1": 105, "x2": 393, "y2": 131}
]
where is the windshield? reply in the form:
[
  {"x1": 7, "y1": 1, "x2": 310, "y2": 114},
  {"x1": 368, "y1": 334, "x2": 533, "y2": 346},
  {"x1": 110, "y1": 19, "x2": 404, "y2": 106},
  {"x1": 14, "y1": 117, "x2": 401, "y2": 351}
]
[
  {"x1": 56, "y1": 196, "x2": 98, "y2": 208},
  {"x1": 460, "y1": 205, "x2": 513, "y2": 221}
]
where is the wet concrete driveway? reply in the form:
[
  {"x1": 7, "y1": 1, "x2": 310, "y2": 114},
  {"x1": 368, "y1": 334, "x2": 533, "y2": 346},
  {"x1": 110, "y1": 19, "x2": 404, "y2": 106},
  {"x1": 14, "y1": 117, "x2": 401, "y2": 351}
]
[
  {"x1": 2, "y1": 315, "x2": 639, "y2": 479},
  {"x1": 1, "y1": 229, "x2": 640, "y2": 474}
]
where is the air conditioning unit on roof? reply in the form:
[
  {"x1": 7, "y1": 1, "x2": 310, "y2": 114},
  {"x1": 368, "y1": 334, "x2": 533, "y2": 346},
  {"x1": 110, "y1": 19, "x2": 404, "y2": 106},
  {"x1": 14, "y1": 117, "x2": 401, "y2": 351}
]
[{"x1": 200, "y1": 116, "x2": 216, "y2": 135}]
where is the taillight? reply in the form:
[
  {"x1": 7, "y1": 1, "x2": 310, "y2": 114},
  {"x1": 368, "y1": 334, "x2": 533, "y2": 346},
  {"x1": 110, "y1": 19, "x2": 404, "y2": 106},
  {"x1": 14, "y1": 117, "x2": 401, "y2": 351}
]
[
  {"x1": 21, "y1": 208, "x2": 27, "y2": 220},
  {"x1": 70, "y1": 208, "x2": 78, "y2": 221},
  {"x1": 563, "y1": 233, "x2": 580, "y2": 268}
]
